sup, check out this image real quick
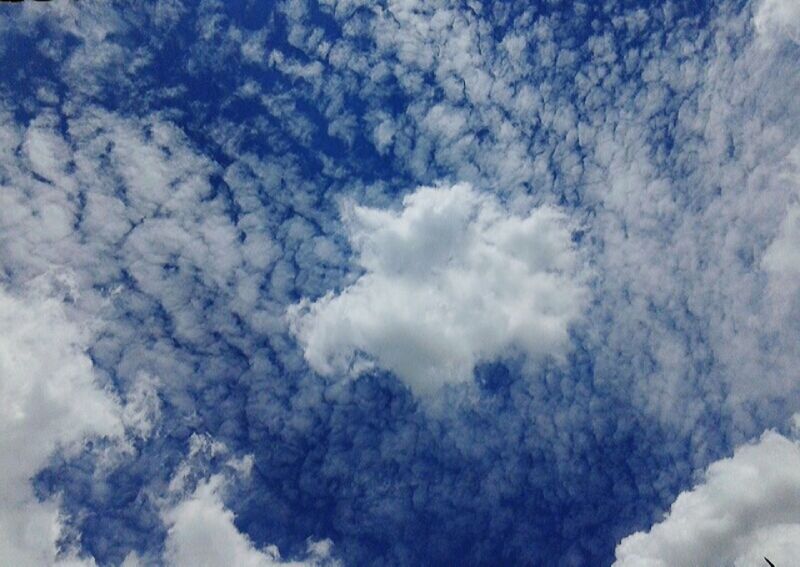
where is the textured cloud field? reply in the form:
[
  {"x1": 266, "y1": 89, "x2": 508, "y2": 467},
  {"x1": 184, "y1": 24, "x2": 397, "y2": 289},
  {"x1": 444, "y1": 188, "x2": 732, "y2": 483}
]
[{"x1": 0, "y1": 0, "x2": 799, "y2": 565}]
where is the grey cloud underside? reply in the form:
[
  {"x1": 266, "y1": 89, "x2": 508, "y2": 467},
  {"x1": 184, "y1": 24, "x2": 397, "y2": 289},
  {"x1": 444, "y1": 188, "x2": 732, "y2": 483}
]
[{"x1": 0, "y1": 0, "x2": 799, "y2": 565}]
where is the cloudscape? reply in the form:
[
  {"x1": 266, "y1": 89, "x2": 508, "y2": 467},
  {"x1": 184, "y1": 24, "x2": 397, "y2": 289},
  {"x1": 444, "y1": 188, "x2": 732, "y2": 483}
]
[{"x1": 0, "y1": 0, "x2": 799, "y2": 565}]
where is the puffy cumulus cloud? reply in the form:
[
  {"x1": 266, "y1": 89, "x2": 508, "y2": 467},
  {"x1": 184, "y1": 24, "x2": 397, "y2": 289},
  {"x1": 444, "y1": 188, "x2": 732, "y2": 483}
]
[
  {"x1": 288, "y1": 182, "x2": 586, "y2": 395},
  {"x1": 0, "y1": 285, "x2": 122, "y2": 566},
  {"x1": 614, "y1": 428, "x2": 800, "y2": 567},
  {"x1": 160, "y1": 435, "x2": 339, "y2": 567},
  {"x1": 163, "y1": 475, "x2": 339, "y2": 567}
]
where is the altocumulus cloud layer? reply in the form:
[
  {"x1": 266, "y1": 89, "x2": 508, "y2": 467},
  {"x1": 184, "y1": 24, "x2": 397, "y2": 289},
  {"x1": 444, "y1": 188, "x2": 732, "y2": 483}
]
[{"x1": 0, "y1": 0, "x2": 799, "y2": 565}]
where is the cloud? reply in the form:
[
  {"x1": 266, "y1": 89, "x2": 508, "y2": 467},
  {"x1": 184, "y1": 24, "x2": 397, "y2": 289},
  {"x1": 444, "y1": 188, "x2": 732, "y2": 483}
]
[
  {"x1": 763, "y1": 205, "x2": 800, "y2": 278},
  {"x1": 614, "y1": 427, "x2": 800, "y2": 567},
  {"x1": 163, "y1": 475, "x2": 339, "y2": 567},
  {"x1": 3, "y1": 0, "x2": 800, "y2": 564},
  {"x1": 754, "y1": 0, "x2": 800, "y2": 47},
  {"x1": 288, "y1": 182, "x2": 586, "y2": 395},
  {"x1": 0, "y1": 284, "x2": 122, "y2": 566},
  {"x1": 121, "y1": 372, "x2": 162, "y2": 441},
  {"x1": 162, "y1": 436, "x2": 339, "y2": 567},
  {"x1": 762, "y1": 147, "x2": 800, "y2": 306},
  {"x1": 762, "y1": 201, "x2": 800, "y2": 332}
]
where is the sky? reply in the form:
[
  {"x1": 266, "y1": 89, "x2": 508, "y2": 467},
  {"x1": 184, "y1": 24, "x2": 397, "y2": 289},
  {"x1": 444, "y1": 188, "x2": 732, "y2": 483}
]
[{"x1": 0, "y1": 0, "x2": 799, "y2": 565}]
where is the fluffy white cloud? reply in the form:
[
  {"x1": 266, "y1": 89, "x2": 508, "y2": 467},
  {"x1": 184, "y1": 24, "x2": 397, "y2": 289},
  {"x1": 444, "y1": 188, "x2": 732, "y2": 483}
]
[
  {"x1": 614, "y1": 429, "x2": 800, "y2": 567},
  {"x1": 157, "y1": 435, "x2": 338, "y2": 567},
  {"x1": 755, "y1": 0, "x2": 800, "y2": 47},
  {"x1": 762, "y1": 147, "x2": 800, "y2": 309},
  {"x1": 0, "y1": 285, "x2": 122, "y2": 566},
  {"x1": 163, "y1": 475, "x2": 338, "y2": 567},
  {"x1": 288, "y1": 182, "x2": 586, "y2": 395}
]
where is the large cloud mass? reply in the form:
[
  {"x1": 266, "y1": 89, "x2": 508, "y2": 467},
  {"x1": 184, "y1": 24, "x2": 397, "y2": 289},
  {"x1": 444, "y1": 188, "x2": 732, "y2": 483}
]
[
  {"x1": 614, "y1": 428, "x2": 800, "y2": 566},
  {"x1": 0, "y1": 285, "x2": 122, "y2": 566},
  {"x1": 288, "y1": 182, "x2": 586, "y2": 395}
]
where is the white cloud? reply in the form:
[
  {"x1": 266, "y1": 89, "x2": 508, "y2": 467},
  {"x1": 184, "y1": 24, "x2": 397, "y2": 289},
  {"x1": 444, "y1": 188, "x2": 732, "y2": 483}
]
[
  {"x1": 565, "y1": 1, "x2": 800, "y2": 427},
  {"x1": 288, "y1": 182, "x2": 586, "y2": 396},
  {"x1": 614, "y1": 428, "x2": 800, "y2": 567},
  {"x1": 121, "y1": 371, "x2": 162, "y2": 440},
  {"x1": 762, "y1": 203, "x2": 800, "y2": 277},
  {"x1": 146, "y1": 435, "x2": 338, "y2": 566},
  {"x1": 163, "y1": 476, "x2": 338, "y2": 567},
  {"x1": 754, "y1": 0, "x2": 800, "y2": 47},
  {"x1": 762, "y1": 146, "x2": 800, "y2": 309},
  {"x1": 0, "y1": 286, "x2": 122, "y2": 566}
]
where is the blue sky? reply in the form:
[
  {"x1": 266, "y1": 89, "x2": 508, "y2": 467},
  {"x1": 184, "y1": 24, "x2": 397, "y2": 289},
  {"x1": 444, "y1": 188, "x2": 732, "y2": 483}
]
[{"x1": 1, "y1": 0, "x2": 800, "y2": 565}]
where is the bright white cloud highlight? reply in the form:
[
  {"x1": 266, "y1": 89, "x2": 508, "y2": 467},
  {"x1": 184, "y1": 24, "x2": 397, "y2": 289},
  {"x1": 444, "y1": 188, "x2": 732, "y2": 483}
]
[
  {"x1": 764, "y1": 202, "x2": 800, "y2": 279},
  {"x1": 0, "y1": 286, "x2": 122, "y2": 566},
  {"x1": 755, "y1": 0, "x2": 800, "y2": 47},
  {"x1": 614, "y1": 429, "x2": 800, "y2": 567},
  {"x1": 288, "y1": 182, "x2": 586, "y2": 395},
  {"x1": 163, "y1": 475, "x2": 338, "y2": 567}
]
